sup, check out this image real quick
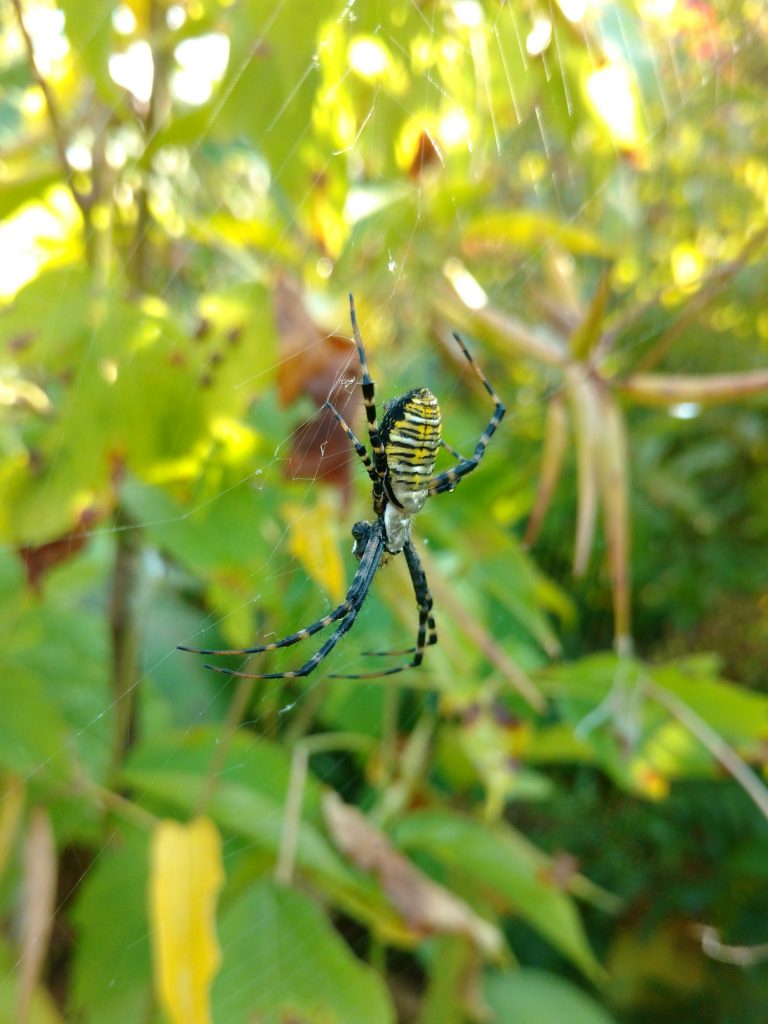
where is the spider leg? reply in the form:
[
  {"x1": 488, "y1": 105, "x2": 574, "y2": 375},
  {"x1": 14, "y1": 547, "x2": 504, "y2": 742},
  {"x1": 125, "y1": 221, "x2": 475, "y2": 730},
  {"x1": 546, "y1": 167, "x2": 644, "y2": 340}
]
[
  {"x1": 178, "y1": 600, "x2": 352, "y2": 657},
  {"x1": 428, "y1": 333, "x2": 505, "y2": 496},
  {"x1": 200, "y1": 526, "x2": 387, "y2": 680},
  {"x1": 324, "y1": 400, "x2": 377, "y2": 483},
  {"x1": 440, "y1": 438, "x2": 467, "y2": 462},
  {"x1": 329, "y1": 539, "x2": 436, "y2": 679},
  {"x1": 349, "y1": 294, "x2": 388, "y2": 508}
]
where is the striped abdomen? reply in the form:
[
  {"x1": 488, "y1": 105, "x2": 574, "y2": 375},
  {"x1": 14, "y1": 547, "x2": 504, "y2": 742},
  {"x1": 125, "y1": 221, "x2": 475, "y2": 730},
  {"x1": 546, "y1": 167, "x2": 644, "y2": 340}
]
[{"x1": 381, "y1": 388, "x2": 441, "y2": 513}]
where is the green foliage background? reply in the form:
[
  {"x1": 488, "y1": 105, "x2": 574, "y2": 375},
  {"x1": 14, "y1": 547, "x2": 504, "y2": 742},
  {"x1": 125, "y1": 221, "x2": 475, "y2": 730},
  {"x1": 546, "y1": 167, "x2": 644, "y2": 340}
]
[{"x1": 2, "y1": 0, "x2": 768, "y2": 1021}]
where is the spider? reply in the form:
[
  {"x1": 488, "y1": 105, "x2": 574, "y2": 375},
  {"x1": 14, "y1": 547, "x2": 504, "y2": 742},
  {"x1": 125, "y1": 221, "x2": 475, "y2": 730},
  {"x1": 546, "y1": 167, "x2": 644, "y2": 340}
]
[{"x1": 179, "y1": 294, "x2": 505, "y2": 681}]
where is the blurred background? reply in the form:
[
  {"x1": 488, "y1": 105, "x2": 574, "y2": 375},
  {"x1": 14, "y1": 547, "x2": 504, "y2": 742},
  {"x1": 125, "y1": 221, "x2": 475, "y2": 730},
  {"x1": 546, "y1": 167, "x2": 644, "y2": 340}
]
[{"x1": 2, "y1": 0, "x2": 768, "y2": 1021}]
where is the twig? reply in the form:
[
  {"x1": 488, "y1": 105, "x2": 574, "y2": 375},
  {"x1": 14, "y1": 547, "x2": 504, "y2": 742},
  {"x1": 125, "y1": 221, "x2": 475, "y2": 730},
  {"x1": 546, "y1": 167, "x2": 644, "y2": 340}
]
[
  {"x1": 276, "y1": 733, "x2": 376, "y2": 885},
  {"x1": 421, "y1": 551, "x2": 546, "y2": 710},
  {"x1": 9, "y1": 0, "x2": 89, "y2": 218},
  {"x1": 693, "y1": 924, "x2": 768, "y2": 967},
  {"x1": 598, "y1": 223, "x2": 768, "y2": 367},
  {"x1": 194, "y1": 675, "x2": 256, "y2": 816},
  {"x1": 109, "y1": 509, "x2": 142, "y2": 779},
  {"x1": 643, "y1": 679, "x2": 768, "y2": 821},
  {"x1": 89, "y1": 783, "x2": 159, "y2": 830}
]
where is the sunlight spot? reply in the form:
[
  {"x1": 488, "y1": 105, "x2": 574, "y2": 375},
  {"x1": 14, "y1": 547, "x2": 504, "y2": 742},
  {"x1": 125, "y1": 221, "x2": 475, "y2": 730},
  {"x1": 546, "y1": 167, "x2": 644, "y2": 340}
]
[
  {"x1": 526, "y1": 17, "x2": 552, "y2": 56},
  {"x1": 454, "y1": 1, "x2": 484, "y2": 28},
  {"x1": 671, "y1": 243, "x2": 703, "y2": 290},
  {"x1": 112, "y1": 5, "x2": 136, "y2": 35},
  {"x1": 99, "y1": 359, "x2": 119, "y2": 384},
  {"x1": 669, "y1": 402, "x2": 701, "y2": 420},
  {"x1": 167, "y1": 4, "x2": 187, "y2": 29},
  {"x1": 557, "y1": 0, "x2": 588, "y2": 21},
  {"x1": 443, "y1": 258, "x2": 487, "y2": 309},
  {"x1": 106, "y1": 138, "x2": 128, "y2": 170},
  {"x1": 345, "y1": 186, "x2": 409, "y2": 223},
  {"x1": 66, "y1": 142, "x2": 92, "y2": 172},
  {"x1": 387, "y1": 251, "x2": 397, "y2": 272},
  {"x1": 439, "y1": 107, "x2": 471, "y2": 148},
  {"x1": 173, "y1": 34, "x2": 229, "y2": 105},
  {"x1": 411, "y1": 36, "x2": 433, "y2": 72},
  {"x1": 613, "y1": 255, "x2": 640, "y2": 287},
  {"x1": 21, "y1": 88, "x2": 45, "y2": 117},
  {"x1": 0, "y1": 188, "x2": 78, "y2": 299},
  {"x1": 641, "y1": 0, "x2": 676, "y2": 15},
  {"x1": 109, "y1": 41, "x2": 154, "y2": 103},
  {"x1": 348, "y1": 37, "x2": 389, "y2": 79},
  {"x1": 585, "y1": 62, "x2": 643, "y2": 148},
  {"x1": 23, "y1": 6, "x2": 68, "y2": 72},
  {"x1": 440, "y1": 38, "x2": 462, "y2": 64},
  {"x1": 316, "y1": 257, "x2": 333, "y2": 278}
]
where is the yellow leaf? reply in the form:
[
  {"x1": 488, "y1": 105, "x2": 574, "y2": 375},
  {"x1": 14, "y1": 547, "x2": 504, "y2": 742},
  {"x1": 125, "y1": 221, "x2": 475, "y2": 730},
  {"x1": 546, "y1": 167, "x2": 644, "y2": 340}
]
[
  {"x1": 149, "y1": 818, "x2": 224, "y2": 1024},
  {"x1": 283, "y1": 493, "x2": 346, "y2": 604}
]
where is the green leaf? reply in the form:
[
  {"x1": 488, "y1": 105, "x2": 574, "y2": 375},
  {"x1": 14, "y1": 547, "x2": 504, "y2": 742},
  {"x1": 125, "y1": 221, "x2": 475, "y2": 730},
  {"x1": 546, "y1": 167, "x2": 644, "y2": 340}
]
[
  {"x1": 209, "y1": 1, "x2": 328, "y2": 201},
  {"x1": 0, "y1": 938, "x2": 64, "y2": 1023},
  {"x1": 213, "y1": 878, "x2": 395, "y2": 1024},
  {"x1": 395, "y1": 811, "x2": 606, "y2": 983},
  {"x1": 484, "y1": 968, "x2": 617, "y2": 1024},
  {"x1": 463, "y1": 210, "x2": 614, "y2": 258},
  {"x1": 0, "y1": 168, "x2": 60, "y2": 219},
  {"x1": 0, "y1": 546, "x2": 110, "y2": 796},
  {"x1": 59, "y1": 0, "x2": 121, "y2": 105},
  {"x1": 122, "y1": 733, "x2": 411, "y2": 942},
  {"x1": 68, "y1": 831, "x2": 153, "y2": 1024},
  {"x1": 651, "y1": 662, "x2": 768, "y2": 741},
  {"x1": 570, "y1": 270, "x2": 611, "y2": 360}
]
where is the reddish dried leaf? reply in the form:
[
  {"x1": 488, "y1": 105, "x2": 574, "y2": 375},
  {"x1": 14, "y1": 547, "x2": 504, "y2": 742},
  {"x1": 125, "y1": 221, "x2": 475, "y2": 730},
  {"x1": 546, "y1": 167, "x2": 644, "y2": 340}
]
[
  {"x1": 273, "y1": 277, "x2": 362, "y2": 494},
  {"x1": 18, "y1": 506, "x2": 102, "y2": 589},
  {"x1": 408, "y1": 129, "x2": 444, "y2": 179}
]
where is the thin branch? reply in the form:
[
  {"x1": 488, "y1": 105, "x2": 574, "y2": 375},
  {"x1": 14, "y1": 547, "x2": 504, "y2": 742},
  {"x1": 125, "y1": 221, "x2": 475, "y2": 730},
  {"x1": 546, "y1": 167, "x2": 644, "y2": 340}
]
[
  {"x1": 419, "y1": 550, "x2": 546, "y2": 711},
  {"x1": 9, "y1": 0, "x2": 89, "y2": 218},
  {"x1": 276, "y1": 733, "x2": 376, "y2": 886},
  {"x1": 693, "y1": 924, "x2": 768, "y2": 967},
  {"x1": 194, "y1": 676, "x2": 256, "y2": 816},
  {"x1": 109, "y1": 510, "x2": 142, "y2": 779},
  {"x1": 643, "y1": 679, "x2": 768, "y2": 822},
  {"x1": 598, "y1": 223, "x2": 768, "y2": 366},
  {"x1": 89, "y1": 784, "x2": 159, "y2": 830}
]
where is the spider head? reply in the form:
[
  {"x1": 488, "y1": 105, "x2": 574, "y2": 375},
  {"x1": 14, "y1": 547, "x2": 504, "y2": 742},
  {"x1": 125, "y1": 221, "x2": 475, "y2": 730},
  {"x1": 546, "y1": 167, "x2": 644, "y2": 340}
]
[{"x1": 351, "y1": 520, "x2": 373, "y2": 560}]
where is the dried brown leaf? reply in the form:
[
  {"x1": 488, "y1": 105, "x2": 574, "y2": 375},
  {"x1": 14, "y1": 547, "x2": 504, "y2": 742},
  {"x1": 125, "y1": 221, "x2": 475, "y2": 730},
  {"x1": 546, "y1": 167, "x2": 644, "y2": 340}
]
[
  {"x1": 565, "y1": 366, "x2": 599, "y2": 577},
  {"x1": 323, "y1": 791, "x2": 503, "y2": 957},
  {"x1": 615, "y1": 369, "x2": 768, "y2": 407},
  {"x1": 595, "y1": 390, "x2": 632, "y2": 650},
  {"x1": 18, "y1": 807, "x2": 57, "y2": 1024}
]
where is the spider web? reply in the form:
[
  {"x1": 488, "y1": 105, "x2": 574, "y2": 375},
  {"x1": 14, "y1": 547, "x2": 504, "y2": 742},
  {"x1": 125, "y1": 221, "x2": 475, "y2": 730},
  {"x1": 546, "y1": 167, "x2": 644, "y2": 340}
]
[{"x1": 3, "y1": 0, "x2": 768, "y2": 1019}]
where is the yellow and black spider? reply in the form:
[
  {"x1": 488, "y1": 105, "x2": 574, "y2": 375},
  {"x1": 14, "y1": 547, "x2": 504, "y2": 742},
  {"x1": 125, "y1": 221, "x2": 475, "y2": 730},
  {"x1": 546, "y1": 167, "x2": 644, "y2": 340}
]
[{"x1": 179, "y1": 294, "x2": 505, "y2": 681}]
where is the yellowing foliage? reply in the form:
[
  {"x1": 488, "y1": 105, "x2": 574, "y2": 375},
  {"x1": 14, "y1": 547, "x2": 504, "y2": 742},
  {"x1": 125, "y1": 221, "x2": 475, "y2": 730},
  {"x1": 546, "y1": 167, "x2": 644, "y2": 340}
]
[
  {"x1": 149, "y1": 818, "x2": 224, "y2": 1024},
  {"x1": 283, "y1": 492, "x2": 347, "y2": 605}
]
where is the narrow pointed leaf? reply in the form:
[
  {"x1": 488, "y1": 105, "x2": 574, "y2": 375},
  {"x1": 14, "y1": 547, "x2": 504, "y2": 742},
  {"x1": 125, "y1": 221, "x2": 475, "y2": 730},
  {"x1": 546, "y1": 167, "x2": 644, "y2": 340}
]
[
  {"x1": 18, "y1": 808, "x2": 57, "y2": 1024},
  {"x1": 594, "y1": 391, "x2": 632, "y2": 650},
  {"x1": 524, "y1": 392, "x2": 569, "y2": 549},
  {"x1": 569, "y1": 270, "x2": 611, "y2": 361},
  {"x1": 615, "y1": 369, "x2": 768, "y2": 407},
  {"x1": 565, "y1": 367, "x2": 600, "y2": 577}
]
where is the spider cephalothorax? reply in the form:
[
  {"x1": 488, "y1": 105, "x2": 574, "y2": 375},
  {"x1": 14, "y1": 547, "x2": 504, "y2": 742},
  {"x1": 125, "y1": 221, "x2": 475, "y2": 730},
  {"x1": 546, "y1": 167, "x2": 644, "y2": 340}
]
[{"x1": 179, "y1": 293, "x2": 505, "y2": 681}]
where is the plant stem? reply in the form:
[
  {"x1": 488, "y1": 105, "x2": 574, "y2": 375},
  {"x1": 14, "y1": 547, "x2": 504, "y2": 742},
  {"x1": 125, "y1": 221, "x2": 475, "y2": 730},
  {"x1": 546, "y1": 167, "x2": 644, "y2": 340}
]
[
  {"x1": 644, "y1": 679, "x2": 768, "y2": 821},
  {"x1": 109, "y1": 511, "x2": 142, "y2": 779}
]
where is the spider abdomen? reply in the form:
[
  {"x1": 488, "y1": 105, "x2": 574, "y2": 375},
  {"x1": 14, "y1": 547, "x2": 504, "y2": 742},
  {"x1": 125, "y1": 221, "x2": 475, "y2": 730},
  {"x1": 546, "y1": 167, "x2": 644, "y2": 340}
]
[{"x1": 381, "y1": 387, "x2": 441, "y2": 514}]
